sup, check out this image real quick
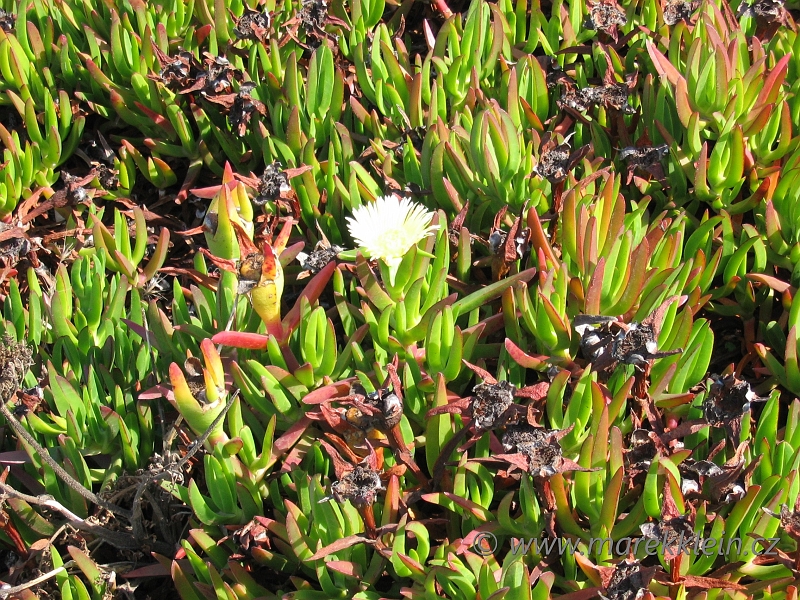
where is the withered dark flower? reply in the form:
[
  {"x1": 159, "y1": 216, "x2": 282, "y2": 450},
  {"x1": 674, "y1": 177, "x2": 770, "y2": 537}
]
[
  {"x1": 472, "y1": 380, "x2": 516, "y2": 431},
  {"x1": 427, "y1": 361, "x2": 549, "y2": 486},
  {"x1": 521, "y1": 441, "x2": 563, "y2": 477},
  {"x1": 640, "y1": 516, "x2": 696, "y2": 560},
  {"x1": 317, "y1": 361, "x2": 427, "y2": 487},
  {"x1": 619, "y1": 143, "x2": 669, "y2": 185},
  {"x1": 300, "y1": 0, "x2": 329, "y2": 32},
  {"x1": 640, "y1": 480, "x2": 697, "y2": 561},
  {"x1": 493, "y1": 424, "x2": 596, "y2": 478},
  {"x1": 233, "y1": 516, "x2": 275, "y2": 554},
  {"x1": 738, "y1": 0, "x2": 788, "y2": 22},
  {"x1": 575, "y1": 297, "x2": 683, "y2": 372},
  {"x1": 0, "y1": 9, "x2": 15, "y2": 32},
  {"x1": 545, "y1": 59, "x2": 576, "y2": 89},
  {"x1": 560, "y1": 83, "x2": 636, "y2": 115},
  {"x1": 317, "y1": 439, "x2": 392, "y2": 537},
  {"x1": 234, "y1": 7, "x2": 271, "y2": 41},
  {"x1": 534, "y1": 140, "x2": 571, "y2": 182},
  {"x1": 626, "y1": 429, "x2": 657, "y2": 465},
  {"x1": 228, "y1": 82, "x2": 268, "y2": 136},
  {"x1": 624, "y1": 429, "x2": 659, "y2": 487},
  {"x1": 182, "y1": 356, "x2": 208, "y2": 400},
  {"x1": 60, "y1": 170, "x2": 100, "y2": 203},
  {"x1": 254, "y1": 161, "x2": 291, "y2": 206},
  {"x1": 534, "y1": 134, "x2": 589, "y2": 184},
  {"x1": 619, "y1": 145, "x2": 669, "y2": 167},
  {"x1": 200, "y1": 55, "x2": 239, "y2": 95},
  {"x1": 156, "y1": 50, "x2": 204, "y2": 88},
  {"x1": 329, "y1": 465, "x2": 384, "y2": 507},
  {"x1": 485, "y1": 205, "x2": 531, "y2": 281},
  {"x1": 501, "y1": 423, "x2": 556, "y2": 452},
  {"x1": 0, "y1": 335, "x2": 33, "y2": 401},
  {"x1": 343, "y1": 383, "x2": 404, "y2": 431},
  {"x1": 278, "y1": 0, "x2": 349, "y2": 50},
  {"x1": 158, "y1": 52, "x2": 243, "y2": 96},
  {"x1": 703, "y1": 373, "x2": 766, "y2": 436},
  {"x1": 684, "y1": 443, "x2": 755, "y2": 505},
  {"x1": 94, "y1": 164, "x2": 119, "y2": 190},
  {"x1": 663, "y1": 0, "x2": 696, "y2": 24},
  {"x1": 612, "y1": 323, "x2": 665, "y2": 365},
  {"x1": 0, "y1": 222, "x2": 30, "y2": 261},
  {"x1": 297, "y1": 241, "x2": 343, "y2": 275},
  {"x1": 585, "y1": 0, "x2": 627, "y2": 37},
  {"x1": 456, "y1": 361, "x2": 548, "y2": 433},
  {"x1": 13, "y1": 385, "x2": 43, "y2": 418},
  {"x1": 598, "y1": 559, "x2": 657, "y2": 600},
  {"x1": 764, "y1": 496, "x2": 800, "y2": 541}
]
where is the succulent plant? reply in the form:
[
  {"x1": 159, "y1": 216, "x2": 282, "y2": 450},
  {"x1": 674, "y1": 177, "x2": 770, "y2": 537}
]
[{"x1": 0, "y1": 0, "x2": 798, "y2": 596}]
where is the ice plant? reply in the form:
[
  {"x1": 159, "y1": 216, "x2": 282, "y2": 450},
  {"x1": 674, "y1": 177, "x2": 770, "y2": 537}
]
[
  {"x1": 203, "y1": 220, "x2": 290, "y2": 339},
  {"x1": 168, "y1": 339, "x2": 229, "y2": 447},
  {"x1": 346, "y1": 195, "x2": 438, "y2": 285}
]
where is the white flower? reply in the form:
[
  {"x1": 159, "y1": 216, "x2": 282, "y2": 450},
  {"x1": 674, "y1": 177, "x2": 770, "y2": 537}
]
[{"x1": 346, "y1": 195, "x2": 439, "y2": 269}]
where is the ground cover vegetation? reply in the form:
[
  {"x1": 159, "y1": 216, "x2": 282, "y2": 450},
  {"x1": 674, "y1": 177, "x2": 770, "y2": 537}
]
[{"x1": 0, "y1": 0, "x2": 799, "y2": 596}]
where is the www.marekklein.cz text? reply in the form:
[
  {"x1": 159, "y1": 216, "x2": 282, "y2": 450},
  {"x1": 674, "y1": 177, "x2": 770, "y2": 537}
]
[{"x1": 506, "y1": 534, "x2": 781, "y2": 557}]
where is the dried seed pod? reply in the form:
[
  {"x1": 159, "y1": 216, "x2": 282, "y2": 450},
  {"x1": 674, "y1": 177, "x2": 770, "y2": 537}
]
[
  {"x1": 686, "y1": 458, "x2": 750, "y2": 504},
  {"x1": 157, "y1": 51, "x2": 204, "y2": 88},
  {"x1": 501, "y1": 423, "x2": 555, "y2": 452},
  {"x1": 561, "y1": 83, "x2": 636, "y2": 114},
  {"x1": 585, "y1": 0, "x2": 628, "y2": 33},
  {"x1": 599, "y1": 560, "x2": 656, "y2": 600},
  {"x1": 575, "y1": 304, "x2": 683, "y2": 373},
  {"x1": 227, "y1": 82, "x2": 268, "y2": 136},
  {"x1": 234, "y1": 7, "x2": 271, "y2": 41},
  {"x1": 300, "y1": 0, "x2": 329, "y2": 31},
  {"x1": 329, "y1": 465, "x2": 383, "y2": 507},
  {"x1": 487, "y1": 230, "x2": 507, "y2": 255},
  {"x1": 0, "y1": 9, "x2": 15, "y2": 32},
  {"x1": 596, "y1": 83, "x2": 637, "y2": 113},
  {"x1": 519, "y1": 440, "x2": 563, "y2": 477},
  {"x1": 619, "y1": 144, "x2": 669, "y2": 167},
  {"x1": 233, "y1": 516, "x2": 274, "y2": 553},
  {"x1": 471, "y1": 380, "x2": 516, "y2": 431},
  {"x1": 703, "y1": 374, "x2": 765, "y2": 428},
  {"x1": 297, "y1": 241, "x2": 343, "y2": 274},
  {"x1": 640, "y1": 515, "x2": 696, "y2": 559},
  {"x1": 95, "y1": 164, "x2": 119, "y2": 190},
  {"x1": 626, "y1": 429, "x2": 657, "y2": 465},
  {"x1": 183, "y1": 356, "x2": 207, "y2": 400},
  {"x1": 381, "y1": 393, "x2": 403, "y2": 428},
  {"x1": 534, "y1": 138, "x2": 574, "y2": 183},
  {"x1": 237, "y1": 252, "x2": 265, "y2": 295},
  {"x1": 764, "y1": 503, "x2": 800, "y2": 541},
  {"x1": 343, "y1": 386, "x2": 403, "y2": 431},
  {"x1": 611, "y1": 323, "x2": 661, "y2": 365},
  {"x1": 254, "y1": 161, "x2": 291, "y2": 206},
  {"x1": 0, "y1": 223, "x2": 30, "y2": 260},
  {"x1": 663, "y1": 0, "x2": 696, "y2": 24},
  {"x1": 575, "y1": 315, "x2": 617, "y2": 363},
  {"x1": 738, "y1": 0, "x2": 787, "y2": 21}
]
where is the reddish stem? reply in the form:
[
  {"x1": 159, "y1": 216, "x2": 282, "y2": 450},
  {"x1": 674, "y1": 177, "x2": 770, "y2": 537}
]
[
  {"x1": 361, "y1": 505, "x2": 378, "y2": 539},
  {"x1": 432, "y1": 0, "x2": 453, "y2": 19}
]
